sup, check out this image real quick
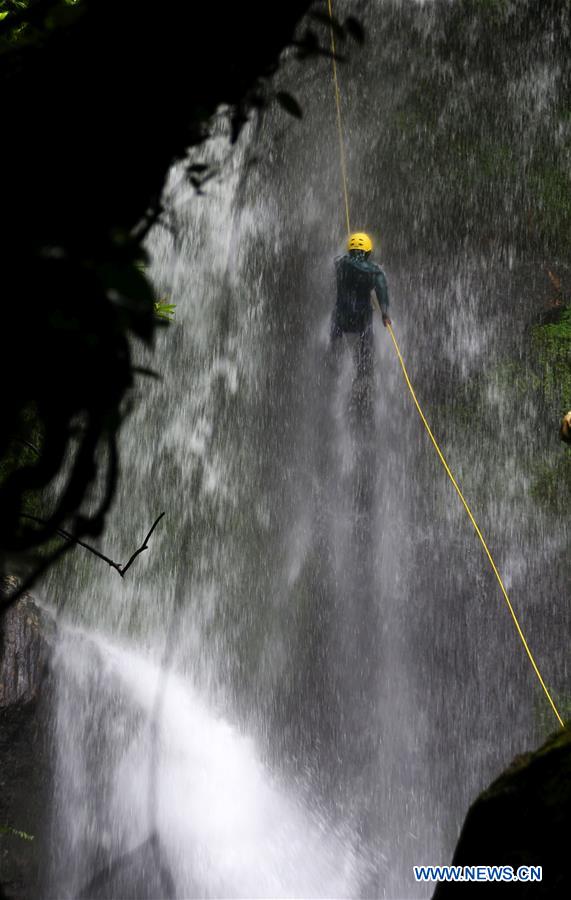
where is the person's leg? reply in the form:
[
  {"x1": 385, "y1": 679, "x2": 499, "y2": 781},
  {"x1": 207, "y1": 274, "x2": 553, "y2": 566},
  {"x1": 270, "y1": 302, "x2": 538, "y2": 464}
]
[
  {"x1": 355, "y1": 323, "x2": 374, "y2": 380},
  {"x1": 327, "y1": 316, "x2": 344, "y2": 376},
  {"x1": 350, "y1": 321, "x2": 374, "y2": 424},
  {"x1": 330, "y1": 317, "x2": 344, "y2": 346}
]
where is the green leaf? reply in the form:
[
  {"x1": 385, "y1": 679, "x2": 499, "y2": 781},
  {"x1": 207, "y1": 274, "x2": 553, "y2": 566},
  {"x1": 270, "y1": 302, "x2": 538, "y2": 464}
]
[
  {"x1": 133, "y1": 366, "x2": 160, "y2": 379},
  {"x1": 309, "y1": 10, "x2": 345, "y2": 40},
  {"x1": 0, "y1": 824, "x2": 34, "y2": 841},
  {"x1": 98, "y1": 263, "x2": 155, "y2": 308},
  {"x1": 275, "y1": 91, "x2": 303, "y2": 119},
  {"x1": 344, "y1": 16, "x2": 365, "y2": 44},
  {"x1": 154, "y1": 300, "x2": 176, "y2": 321}
]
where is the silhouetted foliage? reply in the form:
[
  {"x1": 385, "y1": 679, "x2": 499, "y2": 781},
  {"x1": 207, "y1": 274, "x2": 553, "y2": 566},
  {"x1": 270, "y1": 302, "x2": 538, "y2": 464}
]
[
  {"x1": 276, "y1": 91, "x2": 304, "y2": 119},
  {"x1": 0, "y1": 0, "x2": 360, "y2": 596}
]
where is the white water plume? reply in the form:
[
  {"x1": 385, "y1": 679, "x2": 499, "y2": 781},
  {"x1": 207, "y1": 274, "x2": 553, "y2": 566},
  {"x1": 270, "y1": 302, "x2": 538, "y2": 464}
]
[{"x1": 51, "y1": 631, "x2": 366, "y2": 899}]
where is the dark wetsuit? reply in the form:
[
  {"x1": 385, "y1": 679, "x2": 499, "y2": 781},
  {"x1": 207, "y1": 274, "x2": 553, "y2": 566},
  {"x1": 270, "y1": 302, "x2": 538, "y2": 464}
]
[{"x1": 330, "y1": 250, "x2": 389, "y2": 376}]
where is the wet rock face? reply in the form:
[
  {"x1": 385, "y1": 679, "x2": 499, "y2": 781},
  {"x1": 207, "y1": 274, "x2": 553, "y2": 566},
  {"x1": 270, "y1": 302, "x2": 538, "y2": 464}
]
[
  {"x1": 0, "y1": 577, "x2": 55, "y2": 900},
  {"x1": 0, "y1": 577, "x2": 54, "y2": 708},
  {"x1": 560, "y1": 411, "x2": 571, "y2": 445},
  {"x1": 433, "y1": 729, "x2": 571, "y2": 898}
]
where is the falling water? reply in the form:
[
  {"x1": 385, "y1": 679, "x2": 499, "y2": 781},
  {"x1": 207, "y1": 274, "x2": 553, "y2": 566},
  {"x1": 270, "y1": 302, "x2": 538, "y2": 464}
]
[
  {"x1": 49, "y1": 631, "x2": 363, "y2": 898},
  {"x1": 43, "y1": 1, "x2": 570, "y2": 897}
]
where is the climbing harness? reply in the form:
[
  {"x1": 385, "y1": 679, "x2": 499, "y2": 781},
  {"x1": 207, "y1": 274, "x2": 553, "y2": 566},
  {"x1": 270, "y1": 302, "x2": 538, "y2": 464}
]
[{"x1": 326, "y1": 1, "x2": 564, "y2": 728}]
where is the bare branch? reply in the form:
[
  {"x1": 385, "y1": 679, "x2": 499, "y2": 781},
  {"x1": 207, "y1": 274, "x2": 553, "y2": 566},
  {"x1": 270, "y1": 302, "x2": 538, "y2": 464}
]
[
  {"x1": 18, "y1": 512, "x2": 165, "y2": 579},
  {"x1": 13, "y1": 438, "x2": 41, "y2": 456},
  {"x1": 20, "y1": 514, "x2": 123, "y2": 574},
  {"x1": 120, "y1": 513, "x2": 165, "y2": 576}
]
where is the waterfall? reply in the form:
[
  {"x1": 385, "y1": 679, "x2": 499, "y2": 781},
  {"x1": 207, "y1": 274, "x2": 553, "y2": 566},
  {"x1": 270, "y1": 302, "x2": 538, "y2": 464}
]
[
  {"x1": 49, "y1": 631, "x2": 364, "y2": 898},
  {"x1": 43, "y1": 1, "x2": 570, "y2": 897}
]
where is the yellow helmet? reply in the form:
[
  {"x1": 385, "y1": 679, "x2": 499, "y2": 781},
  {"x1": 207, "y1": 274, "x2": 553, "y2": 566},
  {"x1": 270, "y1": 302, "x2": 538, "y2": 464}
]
[{"x1": 348, "y1": 232, "x2": 373, "y2": 253}]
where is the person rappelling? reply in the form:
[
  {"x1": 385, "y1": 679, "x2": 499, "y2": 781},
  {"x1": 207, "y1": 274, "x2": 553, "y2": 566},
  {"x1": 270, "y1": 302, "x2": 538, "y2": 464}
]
[{"x1": 330, "y1": 232, "x2": 391, "y2": 378}]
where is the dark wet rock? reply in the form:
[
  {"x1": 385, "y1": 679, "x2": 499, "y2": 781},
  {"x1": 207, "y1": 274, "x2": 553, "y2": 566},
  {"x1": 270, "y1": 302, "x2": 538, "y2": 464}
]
[
  {"x1": 433, "y1": 729, "x2": 571, "y2": 898},
  {"x1": 0, "y1": 577, "x2": 55, "y2": 709},
  {"x1": 0, "y1": 577, "x2": 55, "y2": 900}
]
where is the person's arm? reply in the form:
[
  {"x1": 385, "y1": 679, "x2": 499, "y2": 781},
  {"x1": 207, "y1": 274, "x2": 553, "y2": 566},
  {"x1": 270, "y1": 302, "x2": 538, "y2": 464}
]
[{"x1": 374, "y1": 268, "x2": 391, "y2": 326}]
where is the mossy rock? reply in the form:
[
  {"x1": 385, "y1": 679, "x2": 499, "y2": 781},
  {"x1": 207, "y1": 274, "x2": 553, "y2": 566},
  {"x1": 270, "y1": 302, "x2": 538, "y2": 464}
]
[{"x1": 434, "y1": 728, "x2": 571, "y2": 897}]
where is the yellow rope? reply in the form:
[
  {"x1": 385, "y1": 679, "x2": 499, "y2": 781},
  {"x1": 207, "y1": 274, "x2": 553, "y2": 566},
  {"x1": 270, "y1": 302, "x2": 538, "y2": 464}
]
[
  {"x1": 387, "y1": 325, "x2": 564, "y2": 727},
  {"x1": 327, "y1": 0, "x2": 351, "y2": 237},
  {"x1": 326, "y1": 0, "x2": 564, "y2": 728}
]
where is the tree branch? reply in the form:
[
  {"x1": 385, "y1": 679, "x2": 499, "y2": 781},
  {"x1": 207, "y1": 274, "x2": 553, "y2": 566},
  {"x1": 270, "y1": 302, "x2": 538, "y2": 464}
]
[
  {"x1": 18, "y1": 512, "x2": 165, "y2": 579},
  {"x1": 120, "y1": 513, "x2": 165, "y2": 576},
  {"x1": 13, "y1": 437, "x2": 41, "y2": 456}
]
